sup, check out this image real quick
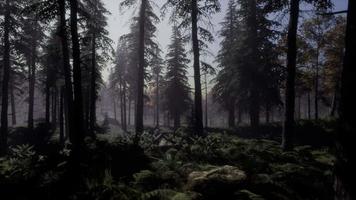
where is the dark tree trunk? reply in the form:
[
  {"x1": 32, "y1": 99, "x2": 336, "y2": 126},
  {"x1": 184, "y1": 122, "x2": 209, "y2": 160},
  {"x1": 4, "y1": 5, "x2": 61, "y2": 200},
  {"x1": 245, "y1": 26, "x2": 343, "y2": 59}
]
[
  {"x1": 307, "y1": 91, "x2": 311, "y2": 119},
  {"x1": 89, "y1": 34, "x2": 97, "y2": 135},
  {"x1": 123, "y1": 84, "x2": 127, "y2": 131},
  {"x1": 155, "y1": 74, "x2": 160, "y2": 128},
  {"x1": 334, "y1": 1, "x2": 356, "y2": 199},
  {"x1": 45, "y1": 73, "x2": 51, "y2": 125},
  {"x1": 228, "y1": 104, "x2": 235, "y2": 128},
  {"x1": 246, "y1": 0, "x2": 260, "y2": 127},
  {"x1": 134, "y1": 0, "x2": 146, "y2": 144},
  {"x1": 52, "y1": 88, "x2": 58, "y2": 129},
  {"x1": 69, "y1": 0, "x2": 84, "y2": 145},
  {"x1": 58, "y1": 0, "x2": 75, "y2": 142},
  {"x1": 282, "y1": 0, "x2": 300, "y2": 151},
  {"x1": 298, "y1": 96, "x2": 301, "y2": 120},
  {"x1": 191, "y1": 0, "x2": 204, "y2": 136},
  {"x1": 128, "y1": 98, "x2": 131, "y2": 126},
  {"x1": 113, "y1": 94, "x2": 117, "y2": 120},
  {"x1": 0, "y1": 0, "x2": 11, "y2": 155},
  {"x1": 10, "y1": 79, "x2": 16, "y2": 126},
  {"x1": 59, "y1": 86, "x2": 65, "y2": 145},
  {"x1": 28, "y1": 37, "x2": 37, "y2": 130},
  {"x1": 314, "y1": 50, "x2": 319, "y2": 120},
  {"x1": 204, "y1": 73, "x2": 208, "y2": 128}
]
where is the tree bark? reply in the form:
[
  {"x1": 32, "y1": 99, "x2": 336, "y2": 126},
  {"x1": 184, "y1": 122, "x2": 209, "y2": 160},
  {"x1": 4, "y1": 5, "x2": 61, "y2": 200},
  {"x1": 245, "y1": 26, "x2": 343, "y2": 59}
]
[
  {"x1": 134, "y1": 0, "x2": 146, "y2": 144},
  {"x1": 89, "y1": 33, "x2": 97, "y2": 135},
  {"x1": 282, "y1": 0, "x2": 300, "y2": 151},
  {"x1": 0, "y1": 0, "x2": 11, "y2": 155},
  {"x1": 59, "y1": 86, "x2": 65, "y2": 145},
  {"x1": 28, "y1": 35, "x2": 37, "y2": 130},
  {"x1": 248, "y1": 0, "x2": 260, "y2": 127},
  {"x1": 10, "y1": 78, "x2": 16, "y2": 126},
  {"x1": 58, "y1": 0, "x2": 75, "y2": 142},
  {"x1": 191, "y1": 0, "x2": 204, "y2": 136},
  {"x1": 69, "y1": 0, "x2": 84, "y2": 144},
  {"x1": 307, "y1": 91, "x2": 311, "y2": 119},
  {"x1": 334, "y1": 0, "x2": 356, "y2": 199},
  {"x1": 155, "y1": 73, "x2": 160, "y2": 128},
  {"x1": 314, "y1": 48, "x2": 320, "y2": 120}
]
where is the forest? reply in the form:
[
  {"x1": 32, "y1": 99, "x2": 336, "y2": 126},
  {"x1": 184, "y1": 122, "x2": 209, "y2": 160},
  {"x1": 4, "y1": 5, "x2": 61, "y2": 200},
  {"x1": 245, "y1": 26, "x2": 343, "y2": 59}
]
[{"x1": 0, "y1": 0, "x2": 355, "y2": 199}]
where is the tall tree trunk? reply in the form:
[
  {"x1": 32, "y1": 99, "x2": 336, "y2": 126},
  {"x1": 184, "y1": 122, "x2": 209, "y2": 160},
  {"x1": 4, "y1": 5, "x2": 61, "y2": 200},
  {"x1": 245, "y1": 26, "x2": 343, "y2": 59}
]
[
  {"x1": 58, "y1": 0, "x2": 74, "y2": 142},
  {"x1": 334, "y1": 1, "x2": 356, "y2": 199},
  {"x1": 155, "y1": 73, "x2": 159, "y2": 128},
  {"x1": 282, "y1": 0, "x2": 300, "y2": 151},
  {"x1": 204, "y1": 73, "x2": 208, "y2": 128},
  {"x1": 0, "y1": 0, "x2": 11, "y2": 155},
  {"x1": 69, "y1": 0, "x2": 84, "y2": 145},
  {"x1": 113, "y1": 94, "x2": 117, "y2": 120},
  {"x1": 52, "y1": 88, "x2": 58, "y2": 129},
  {"x1": 89, "y1": 34, "x2": 97, "y2": 135},
  {"x1": 248, "y1": 0, "x2": 260, "y2": 127},
  {"x1": 10, "y1": 79, "x2": 16, "y2": 126},
  {"x1": 134, "y1": 0, "x2": 146, "y2": 143},
  {"x1": 28, "y1": 37, "x2": 37, "y2": 130},
  {"x1": 123, "y1": 84, "x2": 127, "y2": 131},
  {"x1": 59, "y1": 86, "x2": 65, "y2": 145},
  {"x1": 191, "y1": 0, "x2": 204, "y2": 136},
  {"x1": 307, "y1": 91, "x2": 311, "y2": 119},
  {"x1": 128, "y1": 98, "x2": 131, "y2": 126},
  {"x1": 45, "y1": 73, "x2": 51, "y2": 125},
  {"x1": 314, "y1": 48, "x2": 319, "y2": 120}
]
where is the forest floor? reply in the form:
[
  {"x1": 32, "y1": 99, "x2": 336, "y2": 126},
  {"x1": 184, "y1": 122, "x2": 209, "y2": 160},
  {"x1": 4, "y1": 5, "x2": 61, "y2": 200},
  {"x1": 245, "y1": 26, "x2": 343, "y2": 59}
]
[{"x1": 0, "y1": 120, "x2": 336, "y2": 200}]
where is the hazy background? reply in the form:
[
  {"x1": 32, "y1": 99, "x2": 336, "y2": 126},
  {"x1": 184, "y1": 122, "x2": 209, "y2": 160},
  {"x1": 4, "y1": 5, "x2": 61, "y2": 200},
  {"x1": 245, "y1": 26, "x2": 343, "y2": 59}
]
[{"x1": 102, "y1": 0, "x2": 348, "y2": 86}]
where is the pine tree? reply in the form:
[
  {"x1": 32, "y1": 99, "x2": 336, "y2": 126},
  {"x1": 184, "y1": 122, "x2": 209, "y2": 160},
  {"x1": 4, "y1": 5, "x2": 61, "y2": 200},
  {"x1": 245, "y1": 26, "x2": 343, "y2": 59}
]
[
  {"x1": 163, "y1": 25, "x2": 191, "y2": 129},
  {"x1": 163, "y1": 0, "x2": 220, "y2": 136}
]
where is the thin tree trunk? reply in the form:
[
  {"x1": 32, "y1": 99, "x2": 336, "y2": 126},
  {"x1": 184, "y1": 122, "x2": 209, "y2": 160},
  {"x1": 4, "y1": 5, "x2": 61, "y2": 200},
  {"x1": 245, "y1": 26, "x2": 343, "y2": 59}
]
[
  {"x1": 113, "y1": 94, "x2": 117, "y2": 121},
  {"x1": 89, "y1": 33, "x2": 97, "y2": 135},
  {"x1": 307, "y1": 91, "x2": 311, "y2": 119},
  {"x1": 123, "y1": 84, "x2": 127, "y2": 131},
  {"x1": 59, "y1": 86, "x2": 65, "y2": 145},
  {"x1": 204, "y1": 73, "x2": 208, "y2": 128},
  {"x1": 191, "y1": 0, "x2": 204, "y2": 136},
  {"x1": 28, "y1": 37, "x2": 37, "y2": 130},
  {"x1": 134, "y1": 0, "x2": 146, "y2": 143},
  {"x1": 155, "y1": 73, "x2": 159, "y2": 128},
  {"x1": 10, "y1": 79, "x2": 16, "y2": 126},
  {"x1": 335, "y1": 0, "x2": 356, "y2": 199},
  {"x1": 314, "y1": 49, "x2": 319, "y2": 120},
  {"x1": 52, "y1": 88, "x2": 58, "y2": 129},
  {"x1": 128, "y1": 98, "x2": 131, "y2": 126},
  {"x1": 45, "y1": 77, "x2": 51, "y2": 125},
  {"x1": 1, "y1": 0, "x2": 11, "y2": 155},
  {"x1": 282, "y1": 0, "x2": 300, "y2": 151}
]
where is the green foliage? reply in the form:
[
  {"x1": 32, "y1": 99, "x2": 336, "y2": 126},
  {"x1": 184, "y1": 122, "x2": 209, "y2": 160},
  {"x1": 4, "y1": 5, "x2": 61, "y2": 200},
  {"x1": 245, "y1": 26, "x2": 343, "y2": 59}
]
[{"x1": 0, "y1": 144, "x2": 43, "y2": 182}]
